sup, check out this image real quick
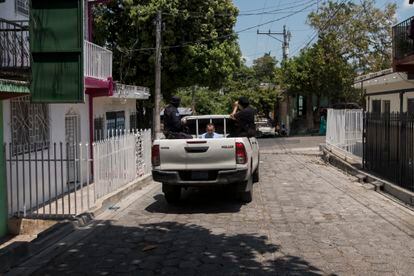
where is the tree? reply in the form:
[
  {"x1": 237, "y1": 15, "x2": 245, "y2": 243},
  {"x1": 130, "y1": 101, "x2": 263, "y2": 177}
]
[
  {"x1": 307, "y1": 0, "x2": 397, "y2": 73},
  {"x1": 93, "y1": 0, "x2": 241, "y2": 100},
  {"x1": 176, "y1": 87, "x2": 228, "y2": 115},
  {"x1": 252, "y1": 53, "x2": 278, "y2": 83},
  {"x1": 226, "y1": 54, "x2": 281, "y2": 118},
  {"x1": 177, "y1": 54, "x2": 281, "y2": 117},
  {"x1": 282, "y1": 35, "x2": 358, "y2": 129}
]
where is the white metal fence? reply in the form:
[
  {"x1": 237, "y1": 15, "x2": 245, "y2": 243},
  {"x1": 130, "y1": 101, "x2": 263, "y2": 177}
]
[
  {"x1": 5, "y1": 129, "x2": 151, "y2": 218},
  {"x1": 84, "y1": 40, "x2": 113, "y2": 80},
  {"x1": 93, "y1": 130, "x2": 151, "y2": 198},
  {"x1": 326, "y1": 109, "x2": 363, "y2": 158}
]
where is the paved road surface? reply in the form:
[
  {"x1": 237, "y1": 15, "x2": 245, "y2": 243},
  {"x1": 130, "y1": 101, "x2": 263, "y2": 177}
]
[{"x1": 11, "y1": 137, "x2": 414, "y2": 275}]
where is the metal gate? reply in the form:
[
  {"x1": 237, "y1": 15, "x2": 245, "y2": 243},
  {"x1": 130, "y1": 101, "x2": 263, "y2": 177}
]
[{"x1": 65, "y1": 111, "x2": 81, "y2": 185}]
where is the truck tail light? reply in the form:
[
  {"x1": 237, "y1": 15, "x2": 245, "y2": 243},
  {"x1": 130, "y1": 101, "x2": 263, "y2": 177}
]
[
  {"x1": 152, "y1": 145, "x2": 160, "y2": 166},
  {"x1": 235, "y1": 142, "x2": 247, "y2": 164}
]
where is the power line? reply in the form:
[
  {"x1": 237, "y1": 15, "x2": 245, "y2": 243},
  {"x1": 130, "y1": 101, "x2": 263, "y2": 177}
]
[
  {"x1": 121, "y1": 2, "x2": 316, "y2": 53},
  {"x1": 290, "y1": 0, "x2": 347, "y2": 56},
  {"x1": 160, "y1": 0, "x2": 317, "y2": 17},
  {"x1": 237, "y1": 0, "x2": 315, "y2": 13}
]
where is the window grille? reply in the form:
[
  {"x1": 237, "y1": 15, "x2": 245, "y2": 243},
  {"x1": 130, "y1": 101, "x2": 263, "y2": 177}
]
[
  {"x1": 15, "y1": 0, "x2": 29, "y2": 16},
  {"x1": 106, "y1": 111, "x2": 125, "y2": 136},
  {"x1": 94, "y1": 116, "x2": 105, "y2": 141},
  {"x1": 11, "y1": 96, "x2": 49, "y2": 155}
]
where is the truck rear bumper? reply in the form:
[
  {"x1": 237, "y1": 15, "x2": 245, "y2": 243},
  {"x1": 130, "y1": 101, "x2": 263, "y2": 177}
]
[{"x1": 152, "y1": 169, "x2": 248, "y2": 186}]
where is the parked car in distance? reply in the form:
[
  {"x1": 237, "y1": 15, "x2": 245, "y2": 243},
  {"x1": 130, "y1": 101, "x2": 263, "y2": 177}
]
[
  {"x1": 152, "y1": 115, "x2": 260, "y2": 204},
  {"x1": 255, "y1": 117, "x2": 275, "y2": 138}
]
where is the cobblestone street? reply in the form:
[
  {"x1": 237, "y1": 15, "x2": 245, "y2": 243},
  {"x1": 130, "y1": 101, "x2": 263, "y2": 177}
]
[{"x1": 11, "y1": 138, "x2": 414, "y2": 275}]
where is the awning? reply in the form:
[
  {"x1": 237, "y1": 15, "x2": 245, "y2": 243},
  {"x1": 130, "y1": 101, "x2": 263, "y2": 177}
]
[
  {"x1": 0, "y1": 78, "x2": 30, "y2": 100},
  {"x1": 111, "y1": 82, "x2": 150, "y2": 100}
]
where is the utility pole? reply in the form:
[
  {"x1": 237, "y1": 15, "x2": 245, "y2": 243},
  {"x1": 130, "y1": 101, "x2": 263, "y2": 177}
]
[
  {"x1": 154, "y1": 10, "x2": 162, "y2": 139},
  {"x1": 257, "y1": 25, "x2": 291, "y2": 62},
  {"x1": 257, "y1": 25, "x2": 292, "y2": 134}
]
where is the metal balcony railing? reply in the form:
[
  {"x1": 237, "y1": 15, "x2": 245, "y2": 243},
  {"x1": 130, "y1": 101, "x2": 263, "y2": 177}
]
[
  {"x1": 0, "y1": 18, "x2": 29, "y2": 71},
  {"x1": 84, "y1": 40, "x2": 113, "y2": 80},
  {"x1": 393, "y1": 16, "x2": 414, "y2": 61}
]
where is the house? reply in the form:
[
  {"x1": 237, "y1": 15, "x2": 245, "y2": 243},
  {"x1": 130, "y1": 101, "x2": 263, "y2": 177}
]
[
  {"x1": 392, "y1": 15, "x2": 414, "y2": 73},
  {"x1": 354, "y1": 68, "x2": 414, "y2": 113},
  {"x1": 354, "y1": 15, "x2": 414, "y2": 114},
  {"x1": 0, "y1": 0, "x2": 31, "y2": 237},
  {"x1": 0, "y1": 0, "x2": 150, "y2": 231}
]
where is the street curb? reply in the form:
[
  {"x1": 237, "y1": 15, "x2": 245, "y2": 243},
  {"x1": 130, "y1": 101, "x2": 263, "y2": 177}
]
[
  {"x1": 321, "y1": 145, "x2": 414, "y2": 207},
  {"x1": 0, "y1": 175, "x2": 153, "y2": 273}
]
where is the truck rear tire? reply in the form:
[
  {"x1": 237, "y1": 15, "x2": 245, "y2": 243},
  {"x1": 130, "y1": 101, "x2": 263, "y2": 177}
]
[
  {"x1": 162, "y1": 183, "x2": 181, "y2": 204},
  {"x1": 239, "y1": 189, "x2": 252, "y2": 203},
  {"x1": 253, "y1": 167, "x2": 259, "y2": 183},
  {"x1": 237, "y1": 175, "x2": 253, "y2": 203}
]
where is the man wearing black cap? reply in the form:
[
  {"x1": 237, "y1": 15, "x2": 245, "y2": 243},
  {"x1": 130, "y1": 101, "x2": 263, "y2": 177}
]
[
  {"x1": 163, "y1": 96, "x2": 188, "y2": 139},
  {"x1": 230, "y1": 97, "x2": 256, "y2": 137}
]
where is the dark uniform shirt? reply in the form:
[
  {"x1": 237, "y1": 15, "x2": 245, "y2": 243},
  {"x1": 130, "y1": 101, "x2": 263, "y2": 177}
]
[
  {"x1": 163, "y1": 105, "x2": 182, "y2": 133},
  {"x1": 234, "y1": 106, "x2": 256, "y2": 137}
]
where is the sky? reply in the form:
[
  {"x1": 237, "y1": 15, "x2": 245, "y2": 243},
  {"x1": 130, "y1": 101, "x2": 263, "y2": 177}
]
[{"x1": 233, "y1": 0, "x2": 414, "y2": 66}]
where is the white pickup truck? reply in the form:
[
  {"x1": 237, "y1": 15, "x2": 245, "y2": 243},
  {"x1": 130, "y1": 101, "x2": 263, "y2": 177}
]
[{"x1": 152, "y1": 115, "x2": 260, "y2": 204}]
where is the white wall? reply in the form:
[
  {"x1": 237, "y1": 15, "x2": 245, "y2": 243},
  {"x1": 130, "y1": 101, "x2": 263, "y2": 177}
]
[
  {"x1": 0, "y1": 0, "x2": 29, "y2": 21},
  {"x1": 93, "y1": 97, "x2": 137, "y2": 133},
  {"x1": 2, "y1": 97, "x2": 91, "y2": 215},
  {"x1": 2, "y1": 95, "x2": 139, "y2": 215},
  {"x1": 363, "y1": 72, "x2": 414, "y2": 113},
  {"x1": 367, "y1": 91, "x2": 414, "y2": 113}
]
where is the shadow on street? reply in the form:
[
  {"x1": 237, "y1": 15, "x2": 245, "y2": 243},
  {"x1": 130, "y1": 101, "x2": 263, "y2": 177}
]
[
  {"x1": 145, "y1": 186, "x2": 246, "y2": 214},
  {"x1": 32, "y1": 221, "x2": 324, "y2": 275}
]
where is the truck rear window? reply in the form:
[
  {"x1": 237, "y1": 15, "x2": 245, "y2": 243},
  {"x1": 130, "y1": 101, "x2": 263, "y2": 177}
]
[{"x1": 185, "y1": 118, "x2": 237, "y2": 137}]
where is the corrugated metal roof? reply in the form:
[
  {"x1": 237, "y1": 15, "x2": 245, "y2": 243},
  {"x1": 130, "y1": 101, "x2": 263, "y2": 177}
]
[{"x1": 0, "y1": 78, "x2": 30, "y2": 98}]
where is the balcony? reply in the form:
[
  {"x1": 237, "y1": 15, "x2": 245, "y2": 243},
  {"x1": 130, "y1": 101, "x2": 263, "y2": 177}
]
[
  {"x1": 84, "y1": 40, "x2": 112, "y2": 81},
  {"x1": 0, "y1": 17, "x2": 113, "y2": 93},
  {"x1": 0, "y1": 19, "x2": 29, "y2": 80},
  {"x1": 392, "y1": 16, "x2": 414, "y2": 72}
]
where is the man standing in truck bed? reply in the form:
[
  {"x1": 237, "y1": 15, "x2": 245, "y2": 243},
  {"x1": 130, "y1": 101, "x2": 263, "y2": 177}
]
[
  {"x1": 163, "y1": 96, "x2": 191, "y2": 139},
  {"x1": 230, "y1": 97, "x2": 256, "y2": 137}
]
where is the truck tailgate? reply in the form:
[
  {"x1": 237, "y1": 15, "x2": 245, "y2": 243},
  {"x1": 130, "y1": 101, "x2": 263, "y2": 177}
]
[{"x1": 158, "y1": 138, "x2": 237, "y2": 170}]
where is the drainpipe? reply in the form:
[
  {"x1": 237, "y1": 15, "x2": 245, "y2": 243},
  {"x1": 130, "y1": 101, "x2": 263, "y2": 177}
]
[
  {"x1": 88, "y1": 94, "x2": 94, "y2": 177},
  {"x1": 0, "y1": 101, "x2": 7, "y2": 237}
]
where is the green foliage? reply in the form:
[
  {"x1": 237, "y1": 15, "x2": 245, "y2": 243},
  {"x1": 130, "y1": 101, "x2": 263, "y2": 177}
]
[
  {"x1": 252, "y1": 53, "x2": 278, "y2": 83},
  {"x1": 282, "y1": 34, "x2": 358, "y2": 103},
  {"x1": 307, "y1": 0, "x2": 397, "y2": 73},
  {"x1": 93, "y1": 0, "x2": 241, "y2": 99},
  {"x1": 176, "y1": 87, "x2": 228, "y2": 115},
  {"x1": 176, "y1": 54, "x2": 281, "y2": 117}
]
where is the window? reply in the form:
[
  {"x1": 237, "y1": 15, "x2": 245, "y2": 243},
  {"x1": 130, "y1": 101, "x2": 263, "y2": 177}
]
[
  {"x1": 106, "y1": 111, "x2": 125, "y2": 136},
  {"x1": 298, "y1": 96, "x2": 304, "y2": 117},
  {"x1": 11, "y1": 96, "x2": 49, "y2": 154},
  {"x1": 94, "y1": 117, "x2": 105, "y2": 141},
  {"x1": 372, "y1": 100, "x2": 381, "y2": 114},
  {"x1": 15, "y1": 0, "x2": 29, "y2": 16},
  {"x1": 383, "y1": 100, "x2": 390, "y2": 114}
]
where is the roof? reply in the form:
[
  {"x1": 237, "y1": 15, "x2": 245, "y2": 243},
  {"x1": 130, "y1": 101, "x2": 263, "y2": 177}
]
[
  {"x1": 354, "y1": 68, "x2": 393, "y2": 83},
  {"x1": 112, "y1": 82, "x2": 150, "y2": 100},
  {"x1": 0, "y1": 78, "x2": 30, "y2": 99}
]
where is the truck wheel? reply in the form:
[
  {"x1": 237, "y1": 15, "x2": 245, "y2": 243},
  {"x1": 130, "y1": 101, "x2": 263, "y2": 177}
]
[
  {"x1": 162, "y1": 183, "x2": 181, "y2": 204},
  {"x1": 253, "y1": 168, "x2": 260, "y2": 183},
  {"x1": 239, "y1": 189, "x2": 252, "y2": 203},
  {"x1": 238, "y1": 176, "x2": 253, "y2": 203}
]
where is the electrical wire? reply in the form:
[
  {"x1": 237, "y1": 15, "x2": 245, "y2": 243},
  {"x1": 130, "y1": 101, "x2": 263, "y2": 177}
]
[
  {"x1": 120, "y1": 2, "x2": 317, "y2": 53},
  {"x1": 290, "y1": 0, "x2": 347, "y2": 56},
  {"x1": 160, "y1": 0, "x2": 317, "y2": 17}
]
